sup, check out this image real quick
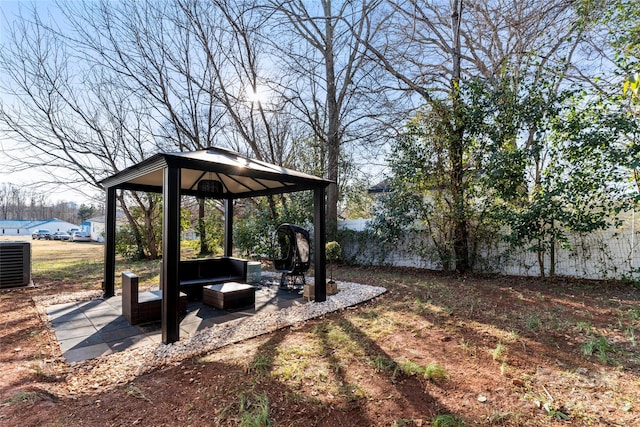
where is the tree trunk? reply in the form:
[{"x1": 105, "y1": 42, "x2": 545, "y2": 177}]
[
  {"x1": 198, "y1": 198, "x2": 209, "y2": 255},
  {"x1": 450, "y1": 131, "x2": 469, "y2": 272},
  {"x1": 143, "y1": 206, "x2": 158, "y2": 260},
  {"x1": 267, "y1": 195, "x2": 279, "y2": 224},
  {"x1": 324, "y1": 0, "x2": 339, "y2": 240},
  {"x1": 117, "y1": 193, "x2": 146, "y2": 260},
  {"x1": 537, "y1": 237, "x2": 546, "y2": 278},
  {"x1": 450, "y1": 0, "x2": 470, "y2": 272}
]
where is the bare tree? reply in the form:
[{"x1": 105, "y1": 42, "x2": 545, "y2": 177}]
[
  {"x1": 261, "y1": 0, "x2": 387, "y2": 238},
  {"x1": 175, "y1": 0, "x2": 321, "y2": 250},
  {"x1": 0, "y1": 184, "x2": 10, "y2": 220},
  {"x1": 0, "y1": 4, "x2": 166, "y2": 257},
  {"x1": 0, "y1": 11, "x2": 103, "y2": 193},
  {"x1": 0, "y1": 1, "x2": 299, "y2": 256},
  {"x1": 60, "y1": 0, "x2": 293, "y2": 161}
]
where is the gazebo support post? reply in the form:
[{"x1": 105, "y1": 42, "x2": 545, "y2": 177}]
[
  {"x1": 103, "y1": 186, "x2": 117, "y2": 298},
  {"x1": 314, "y1": 187, "x2": 327, "y2": 302},
  {"x1": 224, "y1": 198, "x2": 233, "y2": 257},
  {"x1": 162, "y1": 166, "x2": 181, "y2": 344}
]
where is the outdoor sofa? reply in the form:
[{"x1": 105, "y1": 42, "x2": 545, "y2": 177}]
[{"x1": 178, "y1": 256, "x2": 249, "y2": 300}]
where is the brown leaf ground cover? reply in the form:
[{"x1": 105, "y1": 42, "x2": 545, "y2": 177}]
[{"x1": 1, "y1": 238, "x2": 639, "y2": 426}]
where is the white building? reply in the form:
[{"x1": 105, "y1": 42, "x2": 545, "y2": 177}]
[
  {"x1": 85, "y1": 212, "x2": 127, "y2": 242},
  {"x1": 0, "y1": 218, "x2": 80, "y2": 237}
]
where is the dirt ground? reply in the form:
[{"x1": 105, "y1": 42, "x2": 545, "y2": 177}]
[{"x1": 1, "y1": 239, "x2": 640, "y2": 426}]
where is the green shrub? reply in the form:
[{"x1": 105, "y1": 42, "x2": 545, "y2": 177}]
[{"x1": 432, "y1": 413, "x2": 466, "y2": 427}]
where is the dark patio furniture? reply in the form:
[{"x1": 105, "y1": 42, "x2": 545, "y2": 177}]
[
  {"x1": 274, "y1": 223, "x2": 311, "y2": 289},
  {"x1": 122, "y1": 271, "x2": 187, "y2": 325},
  {"x1": 202, "y1": 282, "x2": 256, "y2": 310},
  {"x1": 178, "y1": 257, "x2": 248, "y2": 300}
]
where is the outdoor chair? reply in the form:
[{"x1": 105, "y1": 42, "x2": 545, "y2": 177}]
[
  {"x1": 121, "y1": 271, "x2": 187, "y2": 325},
  {"x1": 273, "y1": 223, "x2": 311, "y2": 289}
]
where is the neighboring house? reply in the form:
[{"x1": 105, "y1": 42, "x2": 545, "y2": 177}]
[
  {"x1": 86, "y1": 213, "x2": 199, "y2": 242},
  {"x1": 0, "y1": 220, "x2": 33, "y2": 236},
  {"x1": 367, "y1": 179, "x2": 392, "y2": 195},
  {"x1": 86, "y1": 212, "x2": 127, "y2": 242},
  {"x1": 335, "y1": 180, "x2": 387, "y2": 233},
  {"x1": 0, "y1": 218, "x2": 80, "y2": 237},
  {"x1": 337, "y1": 179, "x2": 391, "y2": 233},
  {"x1": 182, "y1": 228, "x2": 199, "y2": 241}
]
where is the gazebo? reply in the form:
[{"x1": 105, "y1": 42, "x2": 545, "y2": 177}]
[{"x1": 100, "y1": 147, "x2": 332, "y2": 344}]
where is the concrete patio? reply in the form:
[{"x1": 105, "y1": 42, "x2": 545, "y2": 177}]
[{"x1": 46, "y1": 280, "x2": 304, "y2": 363}]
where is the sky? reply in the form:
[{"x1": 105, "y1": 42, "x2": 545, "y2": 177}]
[
  {"x1": 0, "y1": 0, "x2": 98, "y2": 205},
  {"x1": 1, "y1": 0, "x2": 386, "y2": 205}
]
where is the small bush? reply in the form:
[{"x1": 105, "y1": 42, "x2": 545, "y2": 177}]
[
  {"x1": 432, "y1": 413, "x2": 466, "y2": 427},
  {"x1": 239, "y1": 392, "x2": 271, "y2": 427},
  {"x1": 115, "y1": 226, "x2": 144, "y2": 261},
  {"x1": 2, "y1": 390, "x2": 52, "y2": 406},
  {"x1": 582, "y1": 335, "x2": 614, "y2": 364},
  {"x1": 399, "y1": 359, "x2": 448, "y2": 381}
]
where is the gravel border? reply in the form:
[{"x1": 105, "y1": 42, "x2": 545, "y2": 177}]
[
  {"x1": 154, "y1": 281, "x2": 386, "y2": 362},
  {"x1": 34, "y1": 280, "x2": 386, "y2": 394}
]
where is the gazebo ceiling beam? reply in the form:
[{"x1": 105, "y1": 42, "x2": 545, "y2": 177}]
[{"x1": 219, "y1": 173, "x2": 265, "y2": 193}]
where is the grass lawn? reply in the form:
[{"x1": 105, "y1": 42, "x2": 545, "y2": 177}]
[{"x1": 1, "y1": 236, "x2": 639, "y2": 426}]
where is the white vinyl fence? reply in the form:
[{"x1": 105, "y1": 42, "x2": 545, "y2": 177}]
[{"x1": 338, "y1": 212, "x2": 640, "y2": 281}]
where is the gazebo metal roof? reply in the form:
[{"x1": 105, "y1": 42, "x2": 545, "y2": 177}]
[
  {"x1": 100, "y1": 147, "x2": 331, "y2": 198},
  {"x1": 101, "y1": 147, "x2": 331, "y2": 344}
]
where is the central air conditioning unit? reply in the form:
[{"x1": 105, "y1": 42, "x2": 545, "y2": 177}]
[{"x1": 0, "y1": 241, "x2": 31, "y2": 288}]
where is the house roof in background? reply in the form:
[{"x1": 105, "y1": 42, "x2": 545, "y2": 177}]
[
  {"x1": 86, "y1": 211, "x2": 126, "y2": 224},
  {"x1": 368, "y1": 179, "x2": 392, "y2": 194},
  {"x1": 0, "y1": 218, "x2": 79, "y2": 229}
]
